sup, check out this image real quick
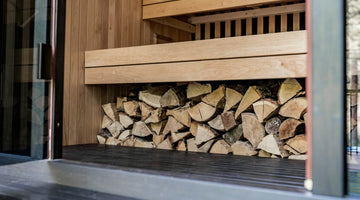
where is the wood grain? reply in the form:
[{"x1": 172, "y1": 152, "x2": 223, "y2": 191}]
[
  {"x1": 86, "y1": 31, "x2": 307, "y2": 67},
  {"x1": 85, "y1": 54, "x2": 307, "y2": 84},
  {"x1": 143, "y1": 0, "x2": 290, "y2": 19}
]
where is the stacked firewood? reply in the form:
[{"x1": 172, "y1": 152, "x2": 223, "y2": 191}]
[{"x1": 97, "y1": 79, "x2": 307, "y2": 160}]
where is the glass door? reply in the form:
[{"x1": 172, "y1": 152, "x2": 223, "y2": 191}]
[{"x1": 0, "y1": 0, "x2": 53, "y2": 159}]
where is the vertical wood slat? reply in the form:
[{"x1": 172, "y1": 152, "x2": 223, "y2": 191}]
[
  {"x1": 281, "y1": 3, "x2": 287, "y2": 32},
  {"x1": 225, "y1": 20, "x2": 231, "y2": 37},
  {"x1": 108, "y1": 0, "x2": 116, "y2": 48},
  {"x1": 257, "y1": 17, "x2": 263, "y2": 34},
  {"x1": 235, "y1": 20, "x2": 241, "y2": 36},
  {"x1": 293, "y1": 1, "x2": 300, "y2": 31},
  {"x1": 195, "y1": 24, "x2": 201, "y2": 40},
  {"x1": 269, "y1": 5, "x2": 275, "y2": 33},
  {"x1": 205, "y1": 23, "x2": 210, "y2": 39},
  {"x1": 215, "y1": 21, "x2": 221, "y2": 38},
  {"x1": 246, "y1": 18, "x2": 252, "y2": 35}
]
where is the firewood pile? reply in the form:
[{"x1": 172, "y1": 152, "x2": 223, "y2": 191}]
[{"x1": 97, "y1": 79, "x2": 307, "y2": 160}]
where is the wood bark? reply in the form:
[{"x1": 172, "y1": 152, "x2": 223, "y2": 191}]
[
  {"x1": 139, "y1": 86, "x2": 169, "y2": 108},
  {"x1": 195, "y1": 124, "x2": 218, "y2": 145},
  {"x1": 209, "y1": 140, "x2": 232, "y2": 154},
  {"x1": 242, "y1": 113, "x2": 265, "y2": 148},
  {"x1": 235, "y1": 86, "x2": 262, "y2": 120},
  {"x1": 188, "y1": 102, "x2": 217, "y2": 122},
  {"x1": 279, "y1": 97, "x2": 307, "y2": 119},
  {"x1": 288, "y1": 154, "x2": 307, "y2": 160},
  {"x1": 160, "y1": 88, "x2": 186, "y2": 107},
  {"x1": 202, "y1": 85, "x2": 226, "y2": 108},
  {"x1": 278, "y1": 79, "x2": 302, "y2": 105},
  {"x1": 253, "y1": 99, "x2": 279, "y2": 123},
  {"x1": 132, "y1": 121, "x2": 154, "y2": 137},
  {"x1": 224, "y1": 88, "x2": 243, "y2": 113},
  {"x1": 187, "y1": 82, "x2": 212, "y2": 99},
  {"x1": 232, "y1": 141, "x2": 257, "y2": 156},
  {"x1": 279, "y1": 118, "x2": 304, "y2": 140},
  {"x1": 123, "y1": 101, "x2": 141, "y2": 117},
  {"x1": 221, "y1": 111, "x2": 237, "y2": 131},
  {"x1": 265, "y1": 117, "x2": 281, "y2": 134},
  {"x1": 222, "y1": 124, "x2": 243, "y2": 145}
]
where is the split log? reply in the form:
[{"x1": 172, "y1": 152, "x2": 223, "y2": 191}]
[
  {"x1": 221, "y1": 111, "x2": 237, "y2": 131},
  {"x1": 116, "y1": 96, "x2": 128, "y2": 112},
  {"x1": 157, "y1": 137, "x2": 173, "y2": 150},
  {"x1": 187, "y1": 82, "x2": 212, "y2": 99},
  {"x1": 150, "y1": 121, "x2": 166, "y2": 135},
  {"x1": 242, "y1": 113, "x2": 265, "y2": 148},
  {"x1": 286, "y1": 134, "x2": 307, "y2": 154},
  {"x1": 202, "y1": 85, "x2": 225, "y2": 108},
  {"x1": 235, "y1": 86, "x2": 262, "y2": 120},
  {"x1": 160, "y1": 88, "x2": 186, "y2": 107},
  {"x1": 106, "y1": 137, "x2": 121, "y2": 146},
  {"x1": 187, "y1": 138, "x2": 198, "y2": 152},
  {"x1": 107, "y1": 121, "x2": 124, "y2": 138},
  {"x1": 209, "y1": 140, "x2": 232, "y2": 154},
  {"x1": 253, "y1": 99, "x2": 279, "y2": 123},
  {"x1": 123, "y1": 101, "x2": 141, "y2": 117},
  {"x1": 231, "y1": 141, "x2": 257, "y2": 156},
  {"x1": 195, "y1": 124, "x2": 218, "y2": 145},
  {"x1": 222, "y1": 124, "x2": 243, "y2": 145},
  {"x1": 166, "y1": 102, "x2": 191, "y2": 127},
  {"x1": 208, "y1": 115, "x2": 225, "y2": 131},
  {"x1": 139, "y1": 86, "x2": 169, "y2": 108},
  {"x1": 102, "y1": 103, "x2": 118, "y2": 121},
  {"x1": 121, "y1": 136, "x2": 135, "y2": 147},
  {"x1": 118, "y1": 130, "x2": 131, "y2": 141},
  {"x1": 224, "y1": 88, "x2": 243, "y2": 113},
  {"x1": 188, "y1": 102, "x2": 217, "y2": 122},
  {"x1": 278, "y1": 79, "x2": 302, "y2": 105},
  {"x1": 101, "y1": 115, "x2": 113, "y2": 129},
  {"x1": 97, "y1": 135, "x2": 106, "y2": 144},
  {"x1": 176, "y1": 140, "x2": 187, "y2": 151},
  {"x1": 119, "y1": 112, "x2": 134, "y2": 129},
  {"x1": 190, "y1": 121, "x2": 199, "y2": 136},
  {"x1": 303, "y1": 112, "x2": 308, "y2": 125},
  {"x1": 279, "y1": 118, "x2": 304, "y2": 140},
  {"x1": 132, "y1": 121, "x2": 154, "y2": 137},
  {"x1": 198, "y1": 139, "x2": 216, "y2": 153},
  {"x1": 134, "y1": 138, "x2": 155, "y2": 149},
  {"x1": 163, "y1": 116, "x2": 186, "y2": 135},
  {"x1": 139, "y1": 102, "x2": 154, "y2": 121},
  {"x1": 145, "y1": 108, "x2": 166, "y2": 124},
  {"x1": 288, "y1": 154, "x2": 307, "y2": 160},
  {"x1": 153, "y1": 134, "x2": 165, "y2": 146},
  {"x1": 170, "y1": 131, "x2": 191, "y2": 144},
  {"x1": 279, "y1": 97, "x2": 307, "y2": 119},
  {"x1": 257, "y1": 134, "x2": 289, "y2": 158},
  {"x1": 265, "y1": 117, "x2": 281, "y2": 134},
  {"x1": 258, "y1": 150, "x2": 271, "y2": 157}
]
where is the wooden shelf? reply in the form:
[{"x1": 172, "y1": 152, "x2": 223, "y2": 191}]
[
  {"x1": 142, "y1": 0, "x2": 291, "y2": 19},
  {"x1": 84, "y1": 31, "x2": 307, "y2": 84}
]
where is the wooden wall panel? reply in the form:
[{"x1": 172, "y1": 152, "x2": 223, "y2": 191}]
[{"x1": 63, "y1": 0, "x2": 191, "y2": 145}]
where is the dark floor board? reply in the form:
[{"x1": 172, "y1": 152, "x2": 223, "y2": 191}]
[
  {"x1": 63, "y1": 144, "x2": 306, "y2": 193},
  {"x1": 0, "y1": 153, "x2": 33, "y2": 166},
  {"x1": 0, "y1": 174, "x2": 137, "y2": 200}
]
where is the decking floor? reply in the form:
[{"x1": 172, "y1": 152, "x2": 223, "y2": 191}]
[{"x1": 63, "y1": 144, "x2": 306, "y2": 193}]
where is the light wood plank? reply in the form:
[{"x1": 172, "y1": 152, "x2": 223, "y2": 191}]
[
  {"x1": 195, "y1": 24, "x2": 201, "y2": 40},
  {"x1": 85, "y1": 54, "x2": 307, "y2": 84},
  {"x1": 86, "y1": 31, "x2": 307, "y2": 67},
  {"x1": 257, "y1": 16, "x2": 263, "y2": 34},
  {"x1": 150, "y1": 17, "x2": 196, "y2": 33},
  {"x1": 108, "y1": 0, "x2": 116, "y2": 48},
  {"x1": 189, "y1": 3, "x2": 305, "y2": 24},
  {"x1": 143, "y1": 0, "x2": 289, "y2": 19},
  {"x1": 293, "y1": 12, "x2": 300, "y2": 31},
  {"x1": 246, "y1": 18, "x2": 252, "y2": 35},
  {"x1": 281, "y1": 3, "x2": 287, "y2": 32},
  {"x1": 143, "y1": 0, "x2": 175, "y2": 6},
  {"x1": 225, "y1": 20, "x2": 231, "y2": 37},
  {"x1": 205, "y1": 23, "x2": 210, "y2": 39}
]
